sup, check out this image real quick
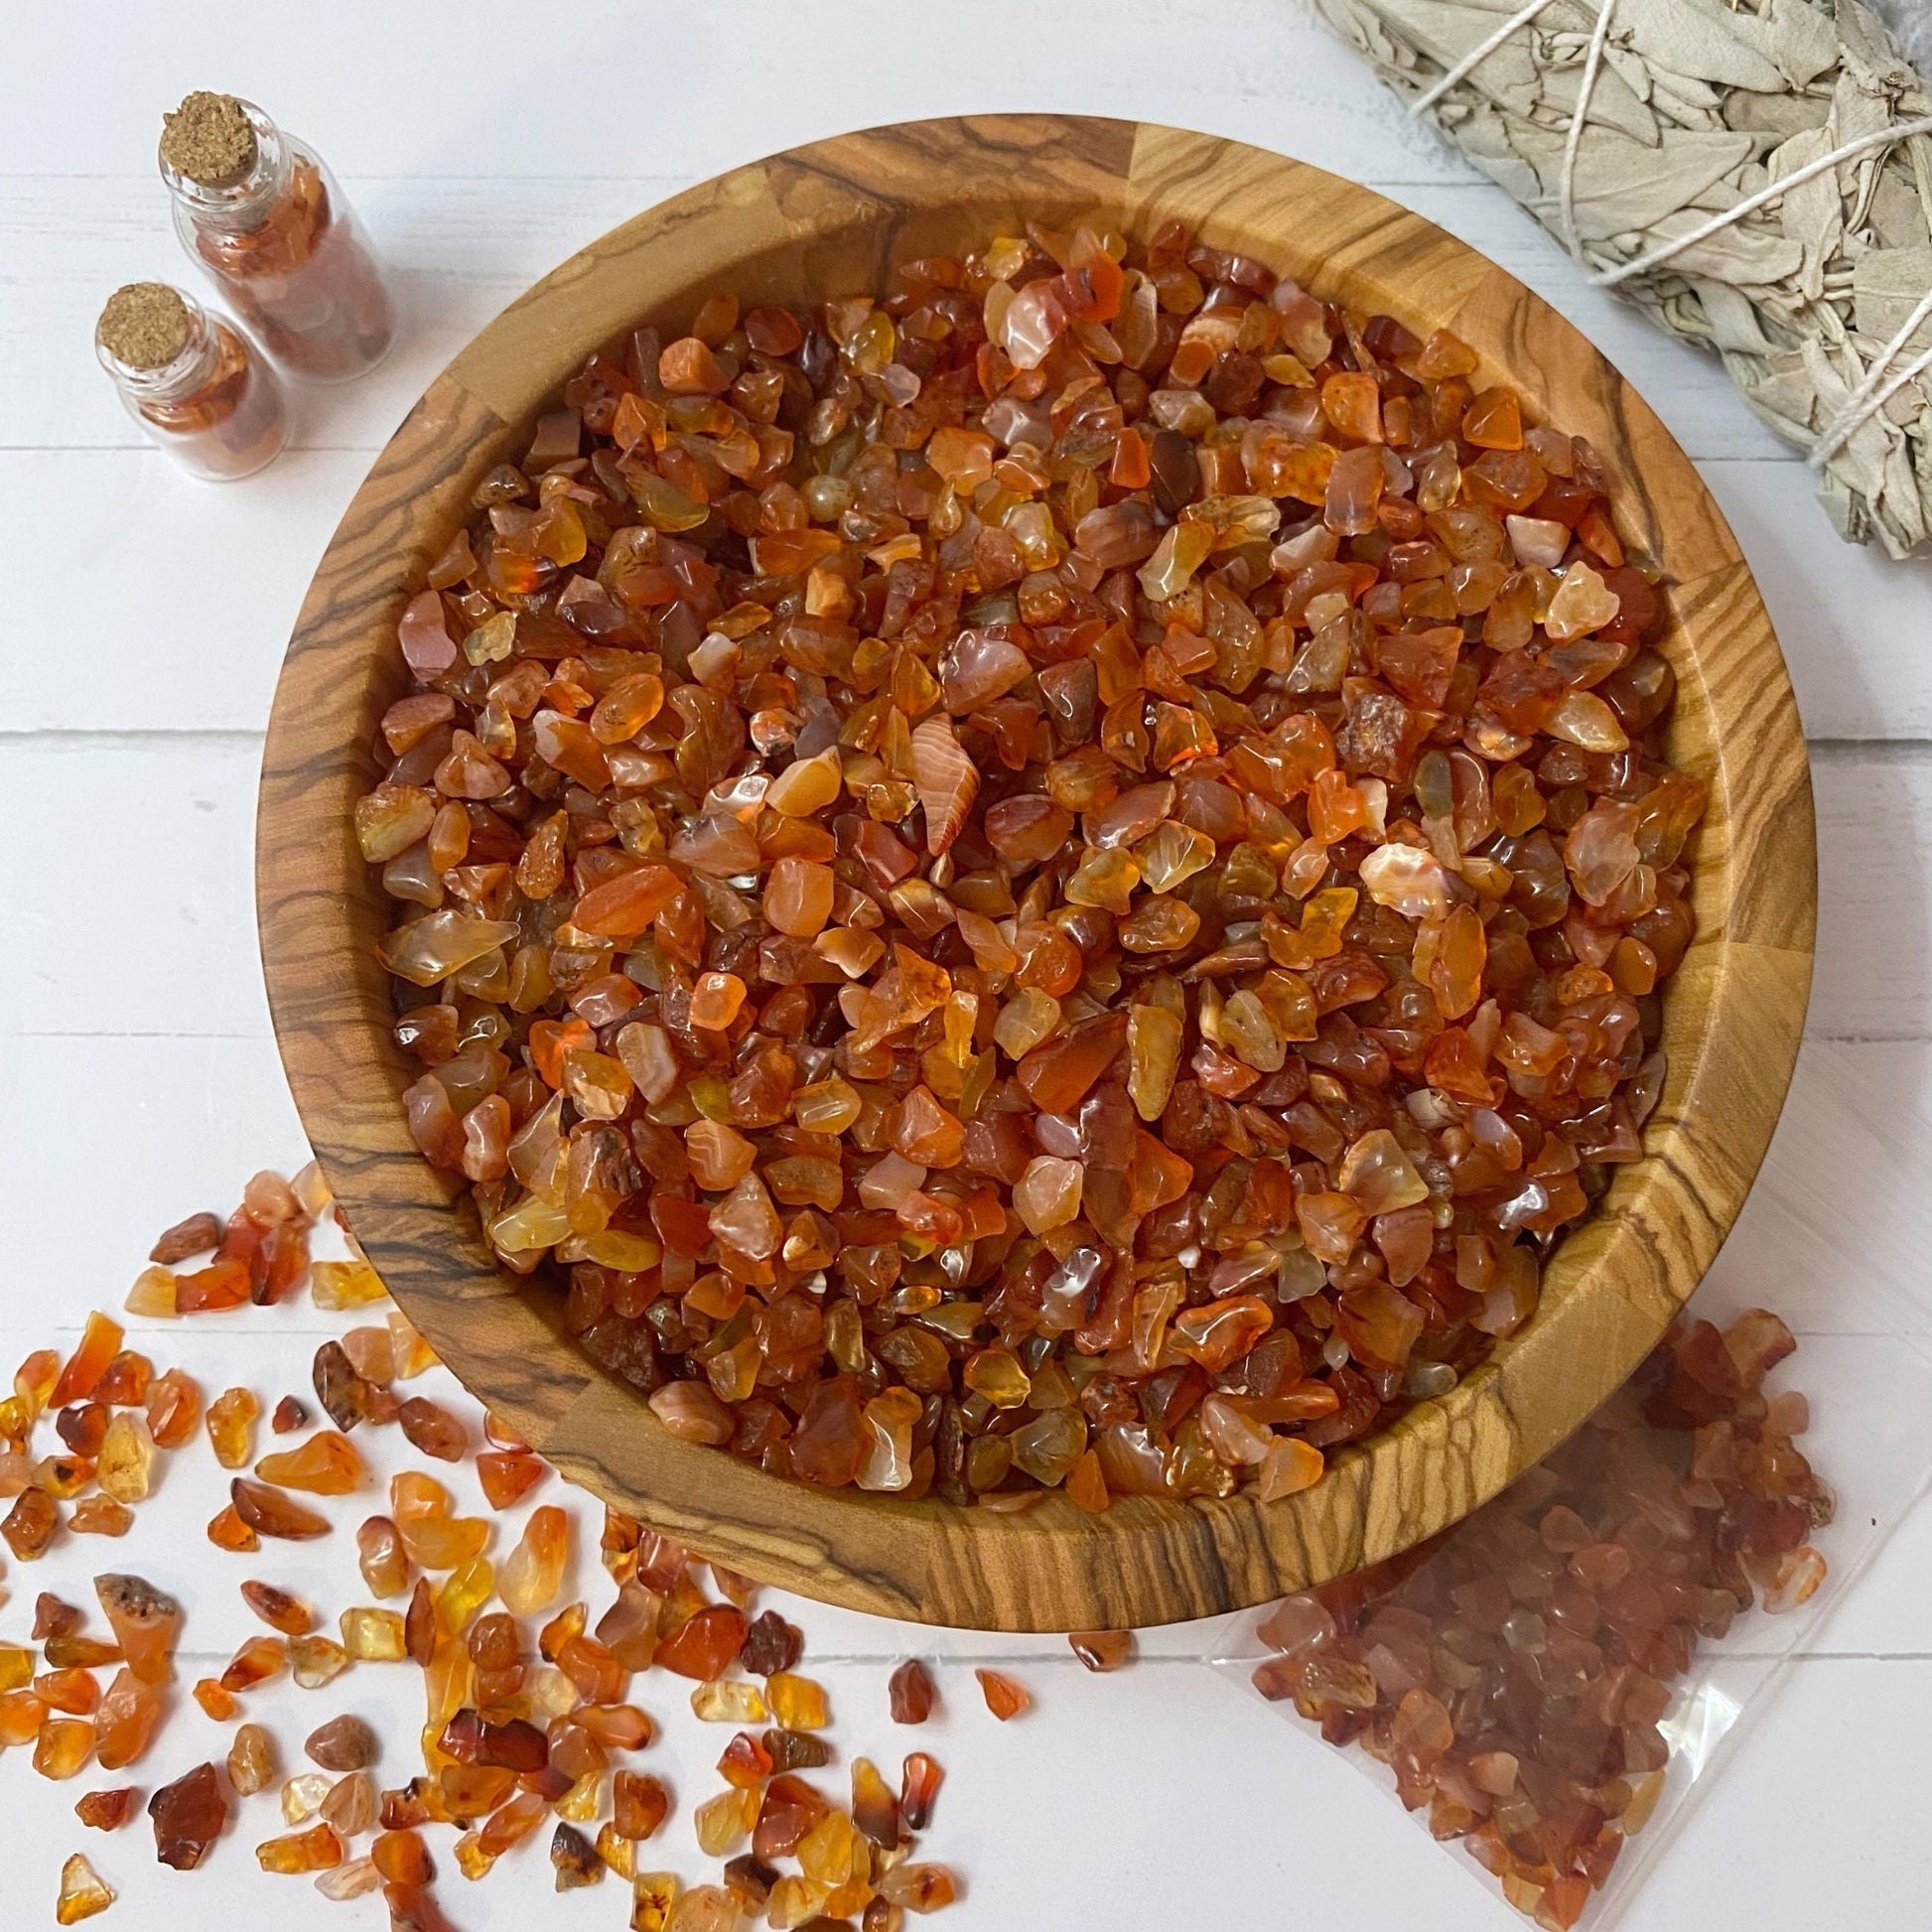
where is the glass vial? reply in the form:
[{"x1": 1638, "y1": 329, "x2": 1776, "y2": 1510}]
[
  {"x1": 95, "y1": 282, "x2": 289, "y2": 482},
  {"x1": 159, "y1": 91, "x2": 395, "y2": 382}
]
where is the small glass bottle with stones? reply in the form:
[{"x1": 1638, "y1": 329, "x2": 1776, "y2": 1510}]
[
  {"x1": 94, "y1": 281, "x2": 288, "y2": 482},
  {"x1": 159, "y1": 90, "x2": 395, "y2": 382}
]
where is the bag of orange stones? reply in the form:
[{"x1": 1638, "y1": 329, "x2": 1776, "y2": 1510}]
[{"x1": 1213, "y1": 1042, "x2": 1932, "y2": 1928}]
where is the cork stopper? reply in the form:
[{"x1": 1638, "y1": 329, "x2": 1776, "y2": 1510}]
[
  {"x1": 159, "y1": 90, "x2": 258, "y2": 186},
  {"x1": 97, "y1": 283, "x2": 193, "y2": 369}
]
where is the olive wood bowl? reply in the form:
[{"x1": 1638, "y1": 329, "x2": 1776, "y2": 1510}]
[{"x1": 257, "y1": 113, "x2": 1815, "y2": 1631}]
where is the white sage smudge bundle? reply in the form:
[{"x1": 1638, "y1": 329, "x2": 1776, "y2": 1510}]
[{"x1": 1309, "y1": 0, "x2": 1932, "y2": 557}]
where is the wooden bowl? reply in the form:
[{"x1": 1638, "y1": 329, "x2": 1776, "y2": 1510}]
[{"x1": 257, "y1": 114, "x2": 1815, "y2": 1631}]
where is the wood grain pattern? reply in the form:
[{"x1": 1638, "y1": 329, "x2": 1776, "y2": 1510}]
[{"x1": 256, "y1": 114, "x2": 1815, "y2": 1631}]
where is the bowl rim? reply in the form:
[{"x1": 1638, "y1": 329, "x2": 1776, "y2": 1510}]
[{"x1": 256, "y1": 111, "x2": 1815, "y2": 1631}]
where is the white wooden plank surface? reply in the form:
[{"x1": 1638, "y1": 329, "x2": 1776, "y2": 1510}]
[
  {"x1": 3, "y1": 0, "x2": 1930, "y2": 1926},
  {"x1": 0, "y1": 0, "x2": 1462, "y2": 186}
]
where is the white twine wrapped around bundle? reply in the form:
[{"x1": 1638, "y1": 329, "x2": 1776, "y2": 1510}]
[{"x1": 1310, "y1": 0, "x2": 1932, "y2": 557}]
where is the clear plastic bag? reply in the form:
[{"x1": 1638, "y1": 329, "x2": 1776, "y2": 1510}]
[{"x1": 1212, "y1": 1041, "x2": 1932, "y2": 1927}]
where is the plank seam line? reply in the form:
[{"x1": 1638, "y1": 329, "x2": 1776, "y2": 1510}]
[
  {"x1": 1809, "y1": 738, "x2": 1932, "y2": 760},
  {"x1": 0, "y1": 728, "x2": 267, "y2": 746}
]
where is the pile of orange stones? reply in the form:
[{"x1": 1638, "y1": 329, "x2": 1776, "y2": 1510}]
[
  {"x1": 1252, "y1": 1307, "x2": 1831, "y2": 1930},
  {"x1": 2, "y1": 1170, "x2": 965, "y2": 1931},
  {"x1": 362, "y1": 216, "x2": 1707, "y2": 1508}
]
